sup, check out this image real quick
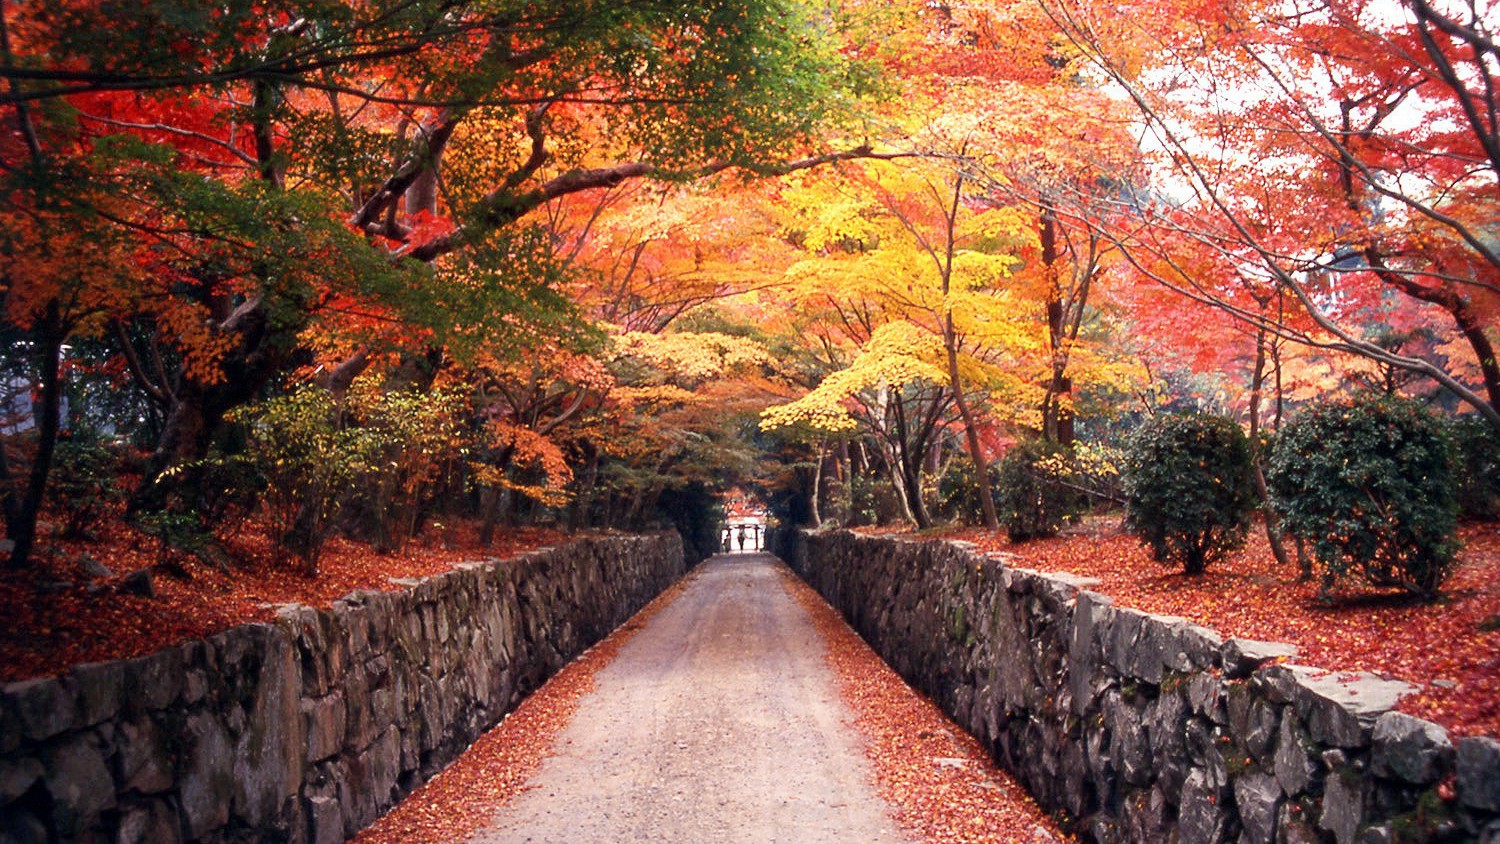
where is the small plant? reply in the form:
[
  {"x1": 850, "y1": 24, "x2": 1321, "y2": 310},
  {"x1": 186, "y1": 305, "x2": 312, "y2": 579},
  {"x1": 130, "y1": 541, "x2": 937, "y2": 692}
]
[
  {"x1": 936, "y1": 456, "x2": 991, "y2": 526},
  {"x1": 136, "y1": 509, "x2": 214, "y2": 572},
  {"x1": 236, "y1": 385, "x2": 377, "y2": 574},
  {"x1": 1123, "y1": 412, "x2": 1254, "y2": 574},
  {"x1": 343, "y1": 383, "x2": 468, "y2": 554},
  {"x1": 1268, "y1": 393, "x2": 1458, "y2": 599},
  {"x1": 995, "y1": 439, "x2": 1081, "y2": 542},
  {"x1": 49, "y1": 428, "x2": 124, "y2": 539}
]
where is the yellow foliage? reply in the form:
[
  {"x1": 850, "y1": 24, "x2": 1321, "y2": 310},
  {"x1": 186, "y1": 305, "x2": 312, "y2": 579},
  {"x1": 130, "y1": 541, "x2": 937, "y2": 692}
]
[
  {"x1": 761, "y1": 321, "x2": 949, "y2": 434},
  {"x1": 614, "y1": 330, "x2": 770, "y2": 383}
]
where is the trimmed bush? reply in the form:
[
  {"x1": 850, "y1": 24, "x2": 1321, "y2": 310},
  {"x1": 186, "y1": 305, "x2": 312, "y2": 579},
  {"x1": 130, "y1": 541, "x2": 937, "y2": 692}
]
[
  {"x1": 996, "y1": 439, "x2": 1080, "y2": 542},
  {"x1": 1123, "y1": 413, "x2": 1254, "y2": 574},
  {"x1": 1268, "y1": 393, "x2": 1458, "y2": 598}
]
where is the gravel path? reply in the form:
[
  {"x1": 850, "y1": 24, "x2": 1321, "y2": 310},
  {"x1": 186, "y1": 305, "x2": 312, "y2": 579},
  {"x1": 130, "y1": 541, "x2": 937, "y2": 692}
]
[{"x1": 467, "y1": 553, "x2": 914, "y2": 844}]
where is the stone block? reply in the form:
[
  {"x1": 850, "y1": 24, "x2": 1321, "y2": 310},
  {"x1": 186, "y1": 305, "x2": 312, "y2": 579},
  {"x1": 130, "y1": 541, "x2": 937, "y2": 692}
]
[
  {"x1": 1457, "y1": 736, "x2": 1500, "y2": 812},
  {"x1": 0, "y1": 695, "x2": 20, "y2": 755},
  {"x1": 306, "y1": 794, "x2": 343, "y2": 844},
  {"x1": 115, "y1": 798, "x2": 182, "y2": 844},
  {"x1": 67, "y1": 661, "x2": 124, "y2": 727},
  {"x1": 123, "y1": 648, "x2": 184, "y2": 712},
  {"x1": 1232, "y1": 770, "x2": 1281, "y2": 844},
  {"x1": 42, "y1": 733, "x2": 115, "y2": 834},
  {"x1": 1147, "y1": 691, "x2": 1189, "y2": 795},
  {"x1": 1104, "y1": 694, "x2": 1153, "y2": 788},
  {"x1": 303, "y1": 693, "x2": 346, "y2": 764},
  {"x1": 1222, "y1": 638, "x2": 1298, "y2": 680},
  {"x1": 1256, "y1": 663, "x2": 1301, "y2": 705},
  {"x1": 233, "y1": 629, "x2": 303, "y2": 829},
  {"x1": 179, "y1": 711, "x2": 233, "y2": 839},
  {"x1": 366, "y1": 727, "x2": 401, "y2": 807},
  {"x1": 1180, "y1": 768, "x2": 1230, "y2": 844},
  {"x1": 4, "y1": 677, "x2": 74, "y2": 742},
  {"x1": 0, "y1": 806, "x2": 48, "y2": 844},
  {"x1": 1273, "y1": 713, "x2": 1317, "y2": 798},
  {"x1": 1319, "y1": 758, "x2": 1368, "y2": 844},
  {"x1": 116, "y1": 717, "x2": 173, "y2": 794},
  {"x1": 0, "y1": 757, "x2": 41, "y2": 804},
  {"x1": 1121, "y1": 785, "x2": 1170, "y2": 842},
  {"x1": 1166, "y1": 619, "x2": 1224, "y2": 674},
  {"x1": 344, "y1": 664, "x2": 377, "y2": 753},
  {"x1": 1370, "y1": 711, "x2": 1452, "y2": 785},
  {"x1": 1232, "y1": 692, "x2": 1280, "y2": 768},
  {"x1": 1276, "y1": 665, "x2": 1413, "y2": 749},
  {"x1": 1104, "y1": 606, "x2": 1150, "y2": 681},
  {"x1": 1278, "y1": 803, "x2": 1323, "y2": 844}
]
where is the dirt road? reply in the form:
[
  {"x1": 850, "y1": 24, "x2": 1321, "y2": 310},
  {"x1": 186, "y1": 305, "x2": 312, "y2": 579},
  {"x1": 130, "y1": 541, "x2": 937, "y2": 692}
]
[{"x1": 467, "y1": 553, "x2": 914, "y2": 844}]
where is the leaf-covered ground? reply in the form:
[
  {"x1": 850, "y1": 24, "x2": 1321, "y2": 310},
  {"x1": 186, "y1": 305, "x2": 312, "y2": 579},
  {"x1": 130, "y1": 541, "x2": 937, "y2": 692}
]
[
  {"x1": 889, "y1": 520, "x2": 1500, "y2": 738},
  {"x1": 0, "y1": 520, "x2": 565, "y2": 683},
  {"x1": 780, "y1": 565, "x2": 1075, "y2": 843}
]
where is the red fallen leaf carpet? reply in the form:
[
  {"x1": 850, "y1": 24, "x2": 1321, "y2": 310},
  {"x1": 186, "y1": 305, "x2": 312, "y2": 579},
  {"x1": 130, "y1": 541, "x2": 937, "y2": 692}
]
[{"x1": 881, "y1": 521, "x2": 1500, "y2": 737}]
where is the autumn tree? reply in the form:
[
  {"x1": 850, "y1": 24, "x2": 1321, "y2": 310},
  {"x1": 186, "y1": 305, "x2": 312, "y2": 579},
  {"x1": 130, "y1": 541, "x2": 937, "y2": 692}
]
[
  {"x1": 1, "y1": 0, "x2": 884, "y2": 565},
  {"x1": 1044, "y1": 0, "x2": 1500, "y2": 428}
]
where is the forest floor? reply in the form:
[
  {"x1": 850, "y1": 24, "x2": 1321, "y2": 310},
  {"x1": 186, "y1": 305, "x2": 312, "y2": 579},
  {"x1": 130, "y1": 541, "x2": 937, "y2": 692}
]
[
  {"x1": 0, "y1": 517, "x2": 566, "y2": 683},
  {"x1": 870, "y1": 518, "x2": 1500, "y2": 738}
]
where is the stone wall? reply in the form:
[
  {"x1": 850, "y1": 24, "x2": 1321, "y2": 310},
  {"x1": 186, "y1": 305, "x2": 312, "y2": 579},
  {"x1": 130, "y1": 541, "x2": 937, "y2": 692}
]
[
  {"x1": 779, "y1": 529, "x2": 1500, "y2": 843},
  {"x1": 0, "y1": 532, "x2": 684, "y2": 844}
]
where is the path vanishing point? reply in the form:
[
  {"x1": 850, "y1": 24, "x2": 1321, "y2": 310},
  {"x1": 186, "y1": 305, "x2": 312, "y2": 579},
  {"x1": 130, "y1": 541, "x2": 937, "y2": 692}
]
[{"x1": 467, "y1": 553, "x2": 915, "y2": 844}]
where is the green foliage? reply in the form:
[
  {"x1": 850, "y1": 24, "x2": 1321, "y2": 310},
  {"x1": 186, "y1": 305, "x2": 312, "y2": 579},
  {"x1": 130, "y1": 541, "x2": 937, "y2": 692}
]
[
  {"x1": 1268, "y1": 393, "x2": 1458, "y2": 598},
  {"x1": 236, "y1": 385, "x2": 377, "y2": 573},
  {"x1": 1446, "y1": 416, "x2": 1500, "y2": 522},
  {"x1": 936, "y1": 457, "x2": 989, "y2": 526},
  {"x1": 136, "y1": 510, "x2": 216, "y2": 569},
  {"x1": 183, "y1": 450, "x2": 263, "y2": 540},
  {"x1": 342, "y1": 384, "x2": 469, "y2": 554},
  {"x1": 1123, "y1": 413, "x2": 1254, "y2": 574},
  {"x1": 996, "y1": 440, "x2": 1082, "y2": 543},
  {"x1": 49, "y1": 429, "x2": 124, "y2": 539}
]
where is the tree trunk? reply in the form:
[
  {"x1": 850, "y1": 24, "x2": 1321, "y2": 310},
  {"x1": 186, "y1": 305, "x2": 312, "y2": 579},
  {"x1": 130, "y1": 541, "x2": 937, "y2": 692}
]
[
  {"x1": 1039, "y1": 207, "x2": 1076, "y2": 445},
  {"x1": 131, "y1": 299, "x2": 287, "y2": 514},
  {"x1": 946, "y1": 315, "x2": 999, "y2": 530},
  {"x1": 5, "y1": 311, "x2": 65, "y2": 569},
  {"x1": 1248, "y1": 328, "x2": 1293, "y2": 569},
  {"x1": 902, "y1": 458, "x2": 932, "y2": 529},
  {"x1": 808, "y1": 442, "x2": 823, "y2": 528}
]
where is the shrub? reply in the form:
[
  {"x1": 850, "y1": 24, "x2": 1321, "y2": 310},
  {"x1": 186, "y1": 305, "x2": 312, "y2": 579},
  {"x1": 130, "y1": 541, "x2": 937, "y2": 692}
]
[
  {"x1": 1447, "y1": 416, "x2": 1500, "y2": 522},
  {"x1": 1268, "y1": 393, "x2": 1458, "y2": 598},
  {"x1": 936, "y1": 456, "x2": 991, "y2": 526},
  {"x1": 996, "y1": 439, "x2": 1080, "y2": 542},
  {"x1": 343, "y1": 384, "x2": 467, "y2": 553},
  {"x1": 49, "y1": 429, "x2": 124, "y2": 539},
  {"x1": 1123, "y1": 413, "x2": 1254, "y2": 574},
  {"x1": 236, "y1": 386, "x2": 377, "y2": 574}
]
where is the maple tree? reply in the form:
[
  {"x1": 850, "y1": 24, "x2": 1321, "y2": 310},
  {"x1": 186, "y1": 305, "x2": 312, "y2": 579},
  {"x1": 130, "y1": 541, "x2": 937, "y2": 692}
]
[
  {"x1": 1043, "y1": 0, "x2": 1500, "y2": 428},
  {"x1": 0, "y1": 0, "x2": 885, "y2": 566},
  {"x1": 2, "y1": 0, "x2": 1493, "y2": 581},
  {"x1": 757, "y1": 0, "x2": 1153, "y2": 528}
]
